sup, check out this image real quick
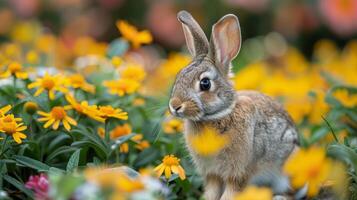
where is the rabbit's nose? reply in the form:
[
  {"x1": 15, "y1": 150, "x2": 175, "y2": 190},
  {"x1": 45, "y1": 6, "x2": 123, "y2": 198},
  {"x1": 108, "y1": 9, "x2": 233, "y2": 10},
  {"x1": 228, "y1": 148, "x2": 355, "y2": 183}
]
[
  {"x1": 174, "y1": 105, "x2": 182, "y2": 112},
  {"x1": 169, "y1": 98, "x2": 184, "y2": 114}
]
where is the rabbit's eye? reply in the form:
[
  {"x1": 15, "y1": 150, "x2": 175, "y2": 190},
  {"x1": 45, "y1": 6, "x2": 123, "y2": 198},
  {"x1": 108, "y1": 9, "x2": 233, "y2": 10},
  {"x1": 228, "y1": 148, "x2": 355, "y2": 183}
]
[{"x1": 200, "y1": 77, "x2": 211, "y2": 91}]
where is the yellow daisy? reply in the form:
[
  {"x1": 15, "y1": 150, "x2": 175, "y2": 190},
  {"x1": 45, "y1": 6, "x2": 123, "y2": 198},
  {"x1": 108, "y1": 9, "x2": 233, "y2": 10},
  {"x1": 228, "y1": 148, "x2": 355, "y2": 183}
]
[
  {"x1": 162, "y1": 118, "x2": 183, "y2": 134},
  {"x1": 0, "y1": 114, "x2": 27, "y2": 144},
  {"x1": 103, "y1": 78, "x2": 140, "y2": 96},
  {"x1": 234, "y1": 186, "x2": 272, "y2": 200},
  {"x1": 283, "y1": 147, "x2": 332, "y2": 196},
  {"x1": 37, "y1": 106, "x2": 77, "y2": 131},
  {"x1": 0, "y1": 62, "x2": 28, "y2": 79},
  {"x1": 28, "y1": 73, "x2": 68, "y2": 100},
  {"x1": 120, "y1": 63, "x2": 146, "y2": 82},
  {"x1": 188, "y1": 126, "x2": 229, "y2": 156},
  {"x1": 98, "y1": 105, "x2": 128, "y2": 121},
  {"x1": 154, "y1": 154, "x2": 185, "y2": 180},
  {"x1": 0, "y1": 105, "x2": 12, "y2": 117},
  {"x1": 65, "y1": 94, "x2": 104, "y2": 122},
  {"x1": 116, "y1": 20, "x2": 153, "y2": 48},
  {"x1": 67, "y1": 73, "x2": 95, "y2": 94}
]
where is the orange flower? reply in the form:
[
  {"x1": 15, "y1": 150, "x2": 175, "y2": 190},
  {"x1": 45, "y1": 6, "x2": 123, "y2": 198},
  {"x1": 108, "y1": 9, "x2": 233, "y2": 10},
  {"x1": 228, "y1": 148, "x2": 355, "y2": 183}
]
[
  {"x1": 154, "y1": 155, "x2": 185, "y2": 180},
  {"x1": 38, "y1": 106, "x2": 77, "y2": 131},
  {"x1": 116, "y1": 20, "x2": 153, "y2": 48},
  {"x1": 98, "y1": 105, "x2": 128, "y2": 121}
]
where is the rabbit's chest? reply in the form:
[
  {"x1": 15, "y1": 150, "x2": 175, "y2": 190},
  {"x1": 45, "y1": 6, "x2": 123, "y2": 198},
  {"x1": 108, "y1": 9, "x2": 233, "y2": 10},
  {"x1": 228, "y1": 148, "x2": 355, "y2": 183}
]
[{"x1": 184, "y1": 121, "x2": 251, "y2": 179}]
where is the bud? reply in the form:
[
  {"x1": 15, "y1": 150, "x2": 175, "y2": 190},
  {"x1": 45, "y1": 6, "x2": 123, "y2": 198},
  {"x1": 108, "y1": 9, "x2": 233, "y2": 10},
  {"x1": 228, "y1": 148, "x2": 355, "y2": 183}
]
[
  {"x1": 24, "y1": 101, "x2": 38, "y2": 115},
  {"x1": 111, "y1": 56, "x2": 122, "y2": 68}
]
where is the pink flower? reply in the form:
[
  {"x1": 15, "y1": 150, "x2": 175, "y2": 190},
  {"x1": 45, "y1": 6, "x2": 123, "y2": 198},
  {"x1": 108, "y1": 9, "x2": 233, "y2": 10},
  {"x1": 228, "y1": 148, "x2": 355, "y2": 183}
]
[
  {"x1": 319, "y1": 0, "x2": 357, "y2": 36},
  {"x1": 224, "y1": 0, "x2": 270, "y2": 12},
  {"x1": 25, "y1": 174, "x2": 50, "y2": 200}
]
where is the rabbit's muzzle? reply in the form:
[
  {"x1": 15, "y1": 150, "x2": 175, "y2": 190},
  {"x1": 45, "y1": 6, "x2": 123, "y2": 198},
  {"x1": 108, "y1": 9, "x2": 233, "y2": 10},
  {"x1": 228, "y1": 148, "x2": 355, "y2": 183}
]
[{"x1": 169, "y1": 97, "x2": 202, "y2": 119}]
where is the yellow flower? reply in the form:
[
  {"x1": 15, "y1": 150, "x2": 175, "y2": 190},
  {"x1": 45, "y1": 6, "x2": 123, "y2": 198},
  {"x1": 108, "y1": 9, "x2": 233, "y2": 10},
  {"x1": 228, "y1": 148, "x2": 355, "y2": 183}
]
[
  {"x1": 0, "y1": 114, "x2": 27, "y2": 144},
  {"x1": 85, "y1": 167, "x2": 144, "y2": 193},
  {"x1": 116, "y1": 20, "x2": 153, "y2": 48},
  {"x1": 67, "y1": 73, "x2": 95, "y2": 94},
  {"x1": 98, "y1": 127, "x2": 105, "y2": 138},
  {"x1": 26, "y1": 50, "x2": 39, "y2": 64},
  {"x1": 110, "y1": 124, "x2": 132, "y2": 139},
  {"x1": 283, "y1": 147, "x2": 332, "y2": 197},
  {"x1": 333, "y1": 89, "x2": 357, "y2": 107},
  {"x1": 24, "y1": 101, "x2": 38, "y2": 115},
  {"x1": 103, "y1": 78, "x2": 140, "y2": 96},
  {"x1": 119, "y1": 143, "x2": 129, "y2": 153},
  {"x1": 11, "y1": 21, "x2": 37, "y2": 44},
  {"x1": 162, "y1": 118, "x2": 183, "y2": 134},
  {"x1": 132, "y1": 98, "x2": 145, "y2": 106},
  {"x1": 111, "y1": 56, "x2": 123, "y2": 68},
  {"x1": 0, "y1": 105, "x2": 12, "y2": 117},
  {"x1": 234, "y1": 186, "x2": 272, "y2": 200},
  {"x1": 120, "y1": 63, "x2": 146, "y2": 82},
  {"x1": 28, "y1": 73, "x2": 68, "y2": 100},
  {"x1": 73, "y1": 36, "x2": 107, "y2": 57},
  {"x1": 154, "y1": 155, "x2": 186, "y2": 180},
  {"x1": 65, "y1": 94, "x2": 104, "y2": 122},
  {"x1": 0, "y1": 62, "x2": 28, "y2": 79},
  {"x1": 37, "y1": 106, "x2": 77, "y2": 131},
  {"x1": 308, "y1": 90, "x2": 329, "y2": 124},
  {"x1": 132, "y1": 134, "x2": 150, "y2": 150},
  {"x1": 35, "y1": 34, "x2": 57, "y2": 53},
  {"x1": 3, "y1": 43, "x2": 21, "y2": 59},
  {"x1": 188, "y1": 126, "x2": 228, "y2": 156},
  {"x1": 135, "y1": 140, "x2": 150, "y2": 151},
  {"x1": 284, "y1": 98, "x2": 311, "y2": 124},
  {"x1": 98, "y1": 105, "x2": 128, "y2": 121},
  {"x1": 115, "y1": 173, "x2": 144, "y2": 193},
  {"x1": 109, "y1": 124, "x2": 131, "y2": 153},
  {"x1": 234, "y1": 62, "x2": 267, "y2": 90}
]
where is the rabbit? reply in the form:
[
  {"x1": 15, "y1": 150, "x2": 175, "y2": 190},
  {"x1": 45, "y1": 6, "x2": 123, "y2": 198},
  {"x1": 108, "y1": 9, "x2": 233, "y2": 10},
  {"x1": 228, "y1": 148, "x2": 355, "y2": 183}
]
[{"x1": 168, "y1": 10, "x2": 299, "y2": 200}]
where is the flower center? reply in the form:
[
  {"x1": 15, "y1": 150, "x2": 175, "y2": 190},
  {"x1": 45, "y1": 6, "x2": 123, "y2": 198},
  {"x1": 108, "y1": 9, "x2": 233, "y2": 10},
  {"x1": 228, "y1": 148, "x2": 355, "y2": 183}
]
[
  {"x1": 100, "y1": 107, "x2": 114, "y2": 115},
  {"x1": 0, "y1": 116, "x2": 17, "y2": 134},
  {"x1": 51, "y1": 107, "x2": 67, "y2": 120},
  {"x1": 42, "y1": 77, "x2": 56, "y2": 90},
  {"x1": 8, "y1": 63, "x2": 22, "y2": 73},
  {"x1": 163, "y1": 155, "x2": 179, "y2": 166}
]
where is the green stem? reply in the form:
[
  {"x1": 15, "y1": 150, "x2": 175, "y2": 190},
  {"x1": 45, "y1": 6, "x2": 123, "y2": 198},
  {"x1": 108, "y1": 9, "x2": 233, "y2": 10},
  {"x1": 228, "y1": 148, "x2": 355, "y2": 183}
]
[
  {"x1": 0, "y1": 136, "x2": 9, "y2": 158},
  {"x1": 13, "y1": 76, "x2": 17, "y2": 105},
  {"x1": 104, "y1": 119, "x2": 110, "y2": 144}
]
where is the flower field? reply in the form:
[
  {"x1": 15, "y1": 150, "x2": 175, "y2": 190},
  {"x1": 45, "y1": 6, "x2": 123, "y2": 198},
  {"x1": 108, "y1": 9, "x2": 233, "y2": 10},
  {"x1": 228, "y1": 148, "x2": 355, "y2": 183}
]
[{"x1": 0, "y1": 0, "x2": 357, "y2": 200}]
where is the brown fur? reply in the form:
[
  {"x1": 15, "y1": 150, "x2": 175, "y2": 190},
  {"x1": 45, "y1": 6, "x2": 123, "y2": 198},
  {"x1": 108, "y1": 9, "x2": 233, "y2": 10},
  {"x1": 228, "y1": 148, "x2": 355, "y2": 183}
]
[{"x1": 171, "y1": 11, "x2": 299, "y2": 200}]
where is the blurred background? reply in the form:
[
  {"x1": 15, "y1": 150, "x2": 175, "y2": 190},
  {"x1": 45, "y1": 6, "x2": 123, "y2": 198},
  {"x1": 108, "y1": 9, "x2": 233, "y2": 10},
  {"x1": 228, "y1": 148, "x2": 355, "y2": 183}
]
[{"x1": 1, "y1": 0, "x2": 356, "y2": 56}]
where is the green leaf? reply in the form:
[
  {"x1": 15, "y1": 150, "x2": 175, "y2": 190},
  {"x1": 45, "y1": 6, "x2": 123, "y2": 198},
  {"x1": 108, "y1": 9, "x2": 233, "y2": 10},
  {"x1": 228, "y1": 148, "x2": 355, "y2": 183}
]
[
  {"x1": 3, "y1": 175, "x2": 34, "y2": 198},
  {"x1": 46, "y1": 146, "x2": 76, "y2": 163},
  {"x1": 308, "y1": 127, "x2": 329, "y2": 145},
  {"x1": 47, "y1": 134, "x2": 72, "y2": 153},
  {"x1": 107, "y1": 38, "x2": 129, "y2": 57},
  {"x1": 71, "y1": 141, "x2": 107, "y2": 160},
  {"x1": 327, "y1": 144, "x2": 357, "y2": 172},
  {"x1": 49, "y1": 173, "x2": 84, "y2": 200},
  {"x1": 134, "y1": 148, "x2": 160, "y2": 167},
  {"x1": 14, "y1": 155, "x2": 50, "y2": 171},
  {"x1": 72, "y1": 127, "x2": 108, "y2": 151},
  {"x1": 66, "y1": 149, "x2": 81, "y2": 172}
]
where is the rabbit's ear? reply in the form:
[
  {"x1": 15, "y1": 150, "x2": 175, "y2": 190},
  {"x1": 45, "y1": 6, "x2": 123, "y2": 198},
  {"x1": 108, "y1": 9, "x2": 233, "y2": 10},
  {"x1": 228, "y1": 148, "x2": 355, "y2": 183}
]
[
  {"x1": 210, "y1": 14, "x2": 241, "y2": 75},
  {"x1": 177, "y1": 10, "x2": 209, "y2": 57}
]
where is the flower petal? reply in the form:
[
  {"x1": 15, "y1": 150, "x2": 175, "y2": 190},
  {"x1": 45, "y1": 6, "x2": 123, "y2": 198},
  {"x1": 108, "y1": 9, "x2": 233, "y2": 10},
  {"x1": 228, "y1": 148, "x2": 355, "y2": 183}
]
[
  {"x1": 52, "y1": 120, "x2": 60, "y2": 130},
  {"x1": 62, "y1": 119, "x2": 71, "y2": 131},
  {"x1": 164, "y1": 166, "x2": 171, "y2": 179},
  {"x1": 65, "y1": 116, "x2": 77, "y2": 126},
  {"x1": 43, "y1": 118, "x2": 55, "y2": 128}
]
